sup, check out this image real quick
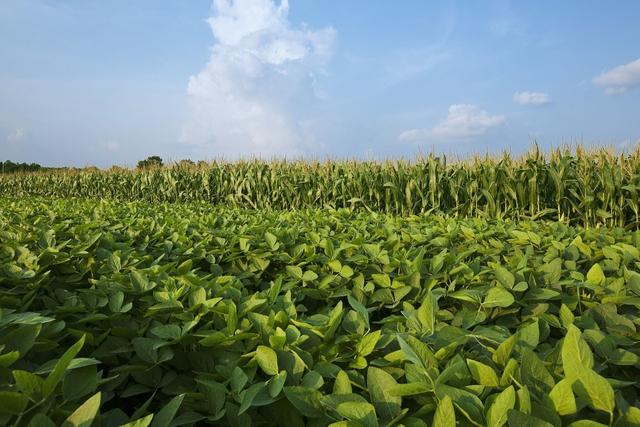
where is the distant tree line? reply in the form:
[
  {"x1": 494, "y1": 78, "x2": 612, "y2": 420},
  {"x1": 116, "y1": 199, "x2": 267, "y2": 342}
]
[
  {"x1": 1, "y1": 160, "x2": 44, "y2": 174},
  {"x1": 2, "y1": 156, "x2": 205, "y2": 174}
]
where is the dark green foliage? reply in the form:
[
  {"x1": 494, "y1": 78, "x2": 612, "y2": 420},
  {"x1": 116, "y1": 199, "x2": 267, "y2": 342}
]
[
  {"x1": 0, "y1": 160, "x2": 43, "y2": 174},
  {"x1": 137, "y1": 156, "x2": 164, "y2": 169},
  {"x1": 0, "y1": 197, "x2": 639, "y2": 425}
]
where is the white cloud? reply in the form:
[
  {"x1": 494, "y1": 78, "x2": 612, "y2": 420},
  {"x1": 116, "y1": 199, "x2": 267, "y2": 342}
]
[
  {"x1": 593, "y1": 58, "x2": 640, "y2": 94},
  {"x1": 399, "y1": 104, "x2": 505, "y2": 143},
  {"x1": 181, "y1": 0, "x2": 336, "y2": 158},
  {"x1": 513, "y1": 91, "x2": 550, "y2": 105},
  {"x1": 101, "y1": 141, "x2": 119, "y2": 152},
  {"x1": 6, "y1": 128, "x2": 26, "y2": 144}
]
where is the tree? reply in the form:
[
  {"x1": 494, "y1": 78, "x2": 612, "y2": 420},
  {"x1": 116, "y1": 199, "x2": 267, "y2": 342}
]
[{"x1": 137, "y1": 156, "x2": 163, "y2": 169}]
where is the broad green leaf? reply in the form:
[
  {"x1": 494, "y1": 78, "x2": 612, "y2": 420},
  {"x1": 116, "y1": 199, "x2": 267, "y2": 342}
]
[
  {"x1": 520, "y1": 349, "x2": 555, "y2": 397},
  {"x1": 335, "y1": 401, "x2": 378, "y2": 427},
  {"x1": 256, "y1": 345, "x2": 279, "y2": 376},
  {"x1": 347, "y1": 295, "x2": 370, "y2": 330},
  {"x1": 334, "y1": 370, "x2": 352, "y2": 395},
  {"x1": 28, "y1": 414, "x2": 57, "y2": 427},
  {"x1": 506, "y1": 410, "x2": 553, "y2": 427},
  {"x1": 268, "y1": 371, "x2": 287, "y2": 397},
  {"x1": 433, "y1": 395, "x2": 455, "y2": 427},
  {"x1": 150, "y1": 394, "x2": 184, "y2": 427},
  {"x1": 283, "y1": 386, "x2": 324, "y2": 418},
  {"x1": 61, "y1": 392, "x2": 101, "y2": 427},
  {"x1": 467, "y1": 359, "x2": 499, "y2": 387},
  {"x1": 436, "y1": 384, "x2": 484, "y2": 425},
  {"x1": 357, "y1": 330, "x2": 381, "y2": 357},
  {"x1": 286, "y1": 266, "x2": 303, "y2": 280},
  {"x1": 573, "y1": 368, "x2": 615, "y2": 415},
  {"x1": 548, "y1": 379, "x2": 576, "y2": 416},
  {"x1": 486, "y1": 386, "x2": 515, "y2": 427},
  {"x1": 43, "y1": 335, "x2": 85, "y2": 398},
  {"x1": 484, "y1": 287, "x2": 515, "y2": 308},
  {"x1": 388, "y1": 382, "x2": 432, "y2": 397},
  {"x1": 586, "y1": 263, "x2": 605, "y2": 286},
  {"x1": 561, "y1": 325, "x2": 594, "y2": 383},
  {"x1": 493, "y1": 334, "x2": 517, "y2": 366},
  {"x1": 120, "y1": 414, "x2": 154, "y2": 427},
  {"x1": 495, "y1": 266, "x2": 515, "y2": 288},
  {"x1": 367, "y1": 367, "x2": 401, "y2": 421},
  {"x1": 13, "y1": 370, "x2": 43, "y2": 398},
  {"x1": 0, "y1": 391, "x2": 29, "y2": 415}
]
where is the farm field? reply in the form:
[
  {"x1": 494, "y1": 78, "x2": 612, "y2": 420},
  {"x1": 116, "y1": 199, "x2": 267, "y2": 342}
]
[
  {"x1": 2, "y1": 148, "x2": 640, "y2": 228},
  {"x1": 1, "y1": 195, "x2": 640, "y2": 426}
]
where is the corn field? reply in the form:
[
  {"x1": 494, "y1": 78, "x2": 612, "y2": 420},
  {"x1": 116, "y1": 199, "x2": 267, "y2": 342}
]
[{"x1": 2, "y1": 145, "x2": 640, "y2": 227}]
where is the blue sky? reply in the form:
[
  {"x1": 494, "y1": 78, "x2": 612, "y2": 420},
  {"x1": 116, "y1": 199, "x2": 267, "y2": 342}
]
[{"x1": 1, "y1": 0, "x2": 639, "y2": 167}]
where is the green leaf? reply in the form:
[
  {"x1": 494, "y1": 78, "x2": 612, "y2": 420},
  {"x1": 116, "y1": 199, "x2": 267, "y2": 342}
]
[
  {"x1": 483, "y1": 287, "x2": 515, "y2": 308},
  {"x1": 493, "y1": 334, "x2": 517, "y2": 366},
  {"x1": 0, "y1": 351, "x2": 20, "y2": 368},
  {"x1": 586, "y1": 263, "x2": 605, "y2": 286},
  {"x1": 388, "y1": 382, "x2": 432, "y2": 397},
  {"x1": 286, "y1": 266, "x2": 303, "y2": 280},
  {"x1": 548, "y1": 379, "x2": 576, "y2": 416},
  {"x1": 506, "y1": 410, "x2": 553, "y2": 427},
  {"x1": 561, "y1": 325, "x2": 594, "y2": 383},
  {"x1": 435, "y1": 384, "x2": 484, "y2": 425},
  {"x1": 372, "y1": 274, "x2": 391, "y2": 288},
  {"x1": 333, "y1": 370, "x2": 352, "y2": 395},
  {"x1": 302, "y1": 270, "x2": 318, "y2": 282},
  {"x1": 150, "y1": 394, "x2": 184, "y2": 427},
  {"x1": 467, "y1": 359, "x2": 499, "y2": 387},
  {"x1": 486, "y1": 386, "x2": 516, "y2": 427},
  {"x1": 520, "y1": 349, "x2": 555, "y2": 398},
  {"x1": 61, "y1": 392, "x2": 101, "y2": 427},
  {"x1": 367, "y1": 367, "x2": 401, "y2": 421},
  {"x1": 356, "y1": 330, "x2": 381, "y2": 357},
  {"x1": 558, "y1": 304, "x2": 574, "y2": 328},
  {"x1": 268, "y1": 371, "x2": 287, "y2": 397},
  {"x1": 573, "y1": 368, "x2": 615, "y2": 415},
  {"x1": 13, "y1": 370, "x2": 43, "y2": 398},
  {"x1": 566, "y1": 421, "x2": 608, "y2": 427},
  {"x1": 495, "y1": 266, "x2": 515, "y2": 288},
  {"x1": 283, "y1": 386, "x2": 325, "y2": 418},
  {"x1": 433, "y1": 395, "x2": 456, "y2": 427},
  {"x1": 347, "y1": 295, "x2": 370, "y2": 330},
  {"x1": 256, "y1": 345, "x2": 279, "y2": 376},
  {"x1": 416, "y1": 291, "x2": 437, "y2": 334},
  {"x1": 62, "y1": 365, "x2": 98, "y2": 401},
  {"x1": 335, "y1": 401, "x2": 378, "y2": 427},
  {"x1": 130, "y1": 270, "x2": 154, "y2": 293},
  {"x1": 0, "y1": 391, "x2": 29, "y2": 415},
  {"x1": 120, "y1": 414, "x2": 154, "y2": 427},
  {"x1": 302, "y1": 371, "x2": 324, "y2": 389},
  {"x1": 28, "y1": 414, "x2": 57, "y2": 427},
  {"x1": 43, "y1": 334, "x2": 85, "y2": 398}
]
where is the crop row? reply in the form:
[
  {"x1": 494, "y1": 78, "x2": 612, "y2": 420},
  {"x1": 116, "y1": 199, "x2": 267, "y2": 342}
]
[
  {"x1": 2, "y1": 146, "x2": 640, "y2": 227},
  {"x1": 1, "y1": 197, "x2": 639, "y2": 425}
]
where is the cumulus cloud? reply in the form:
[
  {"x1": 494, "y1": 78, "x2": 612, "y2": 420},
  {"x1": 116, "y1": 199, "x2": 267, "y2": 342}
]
[
  {"x1": 593, "y1": 58, "x2": 640, "y2": 94},
  {"x1": 6, "y1": 128, "x2": 26, "y2": 144},
  {"x1": 181, "y1": 0, "x2": 336, "y2": 158},
  {"x1": 399, "y1": 104, "x2": 505, "y2": 143},
  {"x1": 513, "y1": 91, "x2": 550, "y2": 105}
]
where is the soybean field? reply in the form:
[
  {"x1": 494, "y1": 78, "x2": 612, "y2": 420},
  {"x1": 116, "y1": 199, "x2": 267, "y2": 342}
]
[{"x1": 1, "y1": 148, "x2": 640, "y2": 426}]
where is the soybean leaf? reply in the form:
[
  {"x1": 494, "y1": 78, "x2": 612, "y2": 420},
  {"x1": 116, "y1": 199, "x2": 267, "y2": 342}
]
[
  {"x1": 43, "y1": 335, "x2": 85, "y2": 398},
  {"x1": 61, "y1": 392, "x2": 101, "y2": 427},
  {"x1": 433, "y1": 395, "x2": 456, "y2": 427}
]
